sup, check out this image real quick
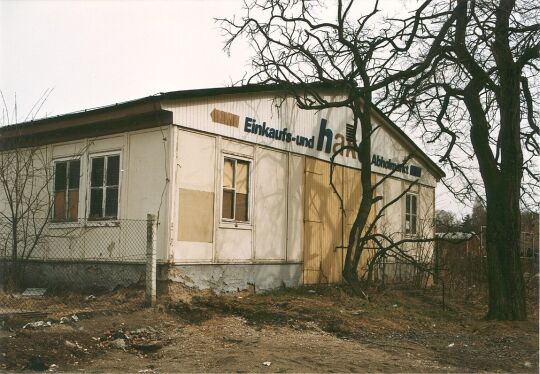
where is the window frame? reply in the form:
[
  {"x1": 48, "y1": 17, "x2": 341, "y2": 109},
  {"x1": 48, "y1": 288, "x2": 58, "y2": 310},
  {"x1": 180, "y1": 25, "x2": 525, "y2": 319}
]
[
  {"x1": 87, "y1": 151, "x2": 122, "y2": 221},
  {"x1": 404, "y1": 192, "x2": 418, "y2": 236},
  {"x1": 51, "y1": 156, "x2": 81, "y2": 223},
  {"x1": 220, "y1": 153, "x2": 252, "y2": 226}
]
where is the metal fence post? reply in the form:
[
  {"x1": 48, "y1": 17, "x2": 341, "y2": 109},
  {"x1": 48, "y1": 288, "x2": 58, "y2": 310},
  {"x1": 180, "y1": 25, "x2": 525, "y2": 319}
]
[{"x1": 146, "y1": 214, "x2": 157, "y2": 307}]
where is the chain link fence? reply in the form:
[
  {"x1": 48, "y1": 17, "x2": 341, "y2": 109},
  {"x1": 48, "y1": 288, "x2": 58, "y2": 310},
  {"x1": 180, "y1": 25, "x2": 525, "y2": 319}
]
[{"x1": 0, "y1": 217, "x2": 155, "y2": 315}]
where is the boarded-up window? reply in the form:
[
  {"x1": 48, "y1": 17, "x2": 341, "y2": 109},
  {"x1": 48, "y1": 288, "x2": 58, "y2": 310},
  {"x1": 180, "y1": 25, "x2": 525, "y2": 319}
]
[
  {"x1": 89, "y1": 154, "x2": 120, "y2": 220},
  {"x1": 405, "y1": 193, "x2": 417, "y2": 235},
  {"x1": 53, "y1": 159, "x2": 80, "y2": 221},
  {"x1": 222, "y1": 157, "x2": 250, "y2": 222}
]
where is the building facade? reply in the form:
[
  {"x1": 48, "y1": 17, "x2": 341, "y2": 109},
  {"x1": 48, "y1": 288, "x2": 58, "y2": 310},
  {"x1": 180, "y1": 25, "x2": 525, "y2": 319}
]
[{"x1": 0, "y1": 85, "x2": 444, "y2": 292}]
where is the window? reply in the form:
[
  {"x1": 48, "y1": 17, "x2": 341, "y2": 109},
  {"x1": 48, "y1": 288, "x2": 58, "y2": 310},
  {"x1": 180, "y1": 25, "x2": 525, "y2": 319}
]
[
  {"x1": 53, "y1": 159, "x2": 80, "y2": 221},
  {"x1": 222, "y1": 157, "x2": 250, "y2": 222},
  {"x1": 89, "y1": 154, "x2": 120, "y2": 220},
  {"x1": 405, "y1": 193, "x2": 417, "y2": 235}
]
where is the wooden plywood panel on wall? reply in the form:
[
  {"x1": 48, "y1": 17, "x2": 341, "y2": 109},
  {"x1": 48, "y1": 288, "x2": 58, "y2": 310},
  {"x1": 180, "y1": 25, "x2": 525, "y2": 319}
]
[
  {"x1": 303, "y1": 157, "x2": 345, "y2": 284},
  {"x1": 303, "y1": 157, "x2": 378, "y2": 284},
  {"x1": 178, "y1": 189, "x2": 214, "y2": 243},
  {"x1": 321, "y1": 163, "x2": 343, "y2": 284}
]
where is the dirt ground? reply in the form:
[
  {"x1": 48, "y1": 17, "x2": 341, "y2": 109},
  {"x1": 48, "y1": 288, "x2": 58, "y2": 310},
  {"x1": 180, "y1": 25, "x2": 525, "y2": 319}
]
[{"x1": 0, "y1": 284, "x2": 538, "y2": 373}]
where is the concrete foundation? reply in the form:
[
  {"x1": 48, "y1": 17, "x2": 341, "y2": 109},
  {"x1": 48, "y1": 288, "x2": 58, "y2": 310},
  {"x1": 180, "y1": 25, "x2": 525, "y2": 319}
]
[
  {"x1": 0, "y1": 260, "x2": 147, "y2": 291},
  {"x1": 1, "y1": 260, "x2": 303, "y2": 293},
  {"x1": 163, "y1": 263, "x2": 303, "y2": 293}
]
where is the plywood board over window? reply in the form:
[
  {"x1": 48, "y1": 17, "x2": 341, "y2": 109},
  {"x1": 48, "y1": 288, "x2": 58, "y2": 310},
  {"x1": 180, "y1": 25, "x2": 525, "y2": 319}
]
[
  {"x1": 303, "y1": 157, "x2": 376, "y2": 284},
  {"x1": 178, "y1": 189, "x2": 214, "y2": 243},
  {"x1": 303, "y1": 157, "x2": 343, "y2": 284}
]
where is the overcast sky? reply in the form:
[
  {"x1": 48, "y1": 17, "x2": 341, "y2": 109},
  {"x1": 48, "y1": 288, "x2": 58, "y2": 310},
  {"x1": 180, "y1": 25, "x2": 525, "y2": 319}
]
[{"x1": 0, "y1": 0, "x2": 469, "y2": 218}]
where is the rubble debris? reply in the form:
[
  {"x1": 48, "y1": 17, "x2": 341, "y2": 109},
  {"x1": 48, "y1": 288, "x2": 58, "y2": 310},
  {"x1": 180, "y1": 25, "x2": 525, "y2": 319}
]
[
  {"x1": 111, "y1": 338, "x2": 127, "y2": 349},
  {"x1": 21, "y1": 288, "x2": 47, "y2": 297},
  {"x1": 23, "y1": 321, "x2": 52, "y2": 329}
]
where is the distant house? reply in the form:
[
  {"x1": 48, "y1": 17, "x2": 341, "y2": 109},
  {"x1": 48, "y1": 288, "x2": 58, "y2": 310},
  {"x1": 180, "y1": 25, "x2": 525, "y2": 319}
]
[{"x1": 0, "y1": 84, "x2": 445, "y2": 292}]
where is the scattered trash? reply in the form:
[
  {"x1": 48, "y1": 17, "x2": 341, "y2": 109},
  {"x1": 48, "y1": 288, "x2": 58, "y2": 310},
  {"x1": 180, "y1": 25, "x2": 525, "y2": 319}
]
[
  {"x1": 308, "y1": 290, "x2": 316, "y2": 294},
  {"x1": 59, "y1": 317, "x2": 70, "y2": 324},
  {"x1": 524, "y1": 361, "x2": 532, "y2": 368},
  {"x1": 64, "y1": 340, "x2": 77, "y2": 349},
  {"x1": 48, "y1": 363, "x2": 58, "y2": 372},
  {"x1": 111, "y1": 338, "x2": 127, "y2": 349},
  {"x1": 263, "y1": 361, "x2": 272, "y2": 366},
  {"x1": 21, "y1": 288, "x2": 47, "y2": 297},
  {"x1": 447, "y1": 343, "x2": 455, "y2": 348},
  {"x1": 85, "y1": 294, "x2": 96, "y2": 301},
  {"x1": 71, "y1": 314, "x2": 79, "y2": 322},
  {"x1": 392, "y1": 304, "x2": 398, "y2": 308},
  {"x1": 64, "y1": 340, "x2": 83, "y2": 350},
  {"x1": 351, "y1": 310, "x2": 364, "y2": 315},
  {"x1": 23, "y1": 321, "x2": 52, "y2": 329}
]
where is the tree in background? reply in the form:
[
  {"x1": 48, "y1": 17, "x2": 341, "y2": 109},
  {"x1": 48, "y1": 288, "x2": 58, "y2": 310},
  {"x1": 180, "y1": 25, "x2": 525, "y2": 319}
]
[
  {"x1": 395, "y1": 0, "x2": 539, "y2": 319},
  {"x1": 435, "y1": 209, "x2": 460, "y2": 233}
]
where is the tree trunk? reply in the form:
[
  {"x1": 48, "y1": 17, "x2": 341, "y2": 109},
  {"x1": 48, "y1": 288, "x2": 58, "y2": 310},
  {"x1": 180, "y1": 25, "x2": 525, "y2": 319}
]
[{"x1": 484, "y1": 185, "x2": 526, "y2": 320}]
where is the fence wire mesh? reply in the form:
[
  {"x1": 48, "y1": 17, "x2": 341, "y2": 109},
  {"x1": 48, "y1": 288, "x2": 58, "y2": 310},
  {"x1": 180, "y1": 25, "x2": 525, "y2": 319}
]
[{"x1": 0, "y1": 218, "x2": 150, "y2": 314}]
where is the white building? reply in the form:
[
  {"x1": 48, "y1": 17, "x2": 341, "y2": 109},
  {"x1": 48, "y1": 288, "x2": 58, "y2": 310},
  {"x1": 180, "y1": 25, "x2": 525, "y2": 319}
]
[{"x1": 0, "y1": 84, "x2": 444, "y2": 291}]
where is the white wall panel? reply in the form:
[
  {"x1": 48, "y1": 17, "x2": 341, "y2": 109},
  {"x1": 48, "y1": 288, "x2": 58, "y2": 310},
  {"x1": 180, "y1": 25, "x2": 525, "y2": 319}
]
[
  {"x1": 173, "y1": 241, "x2": 213, "y2": 262},
  {"x1": 253, "y1": 148, "x2": 288, "y2": 260},
  {"x1": 87, "y1": 136, "x2": 124, "y2": 154},
  {"x1": 287, "y1": 154, "x2": 304, "y2": 262},
  {"x1": 177, "y1": 130, "x2": 216, "y2": 192},
  {"x1": 173, "y1": 130, "x2": 216, "y2": 262},
  {"x1": 215, "y1": 228, "x2": 252, "y2": 261},
  {"x1": 125, "y1": 130, "x2": 168, "y2": 219}
]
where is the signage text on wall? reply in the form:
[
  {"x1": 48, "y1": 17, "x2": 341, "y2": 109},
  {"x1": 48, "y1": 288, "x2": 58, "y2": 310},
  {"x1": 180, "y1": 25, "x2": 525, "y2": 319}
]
[{"x1": 211, "y1": 109, "x2": 422, "y2": 178}]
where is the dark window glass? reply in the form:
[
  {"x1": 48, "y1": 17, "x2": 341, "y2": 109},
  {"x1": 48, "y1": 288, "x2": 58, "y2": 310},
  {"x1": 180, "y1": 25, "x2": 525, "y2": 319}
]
[
  {"x1": 89, "y1": 188, "x2": 103, "y2": 218},
  {"x1": 222, "y1": 190, "x2": 234, "y2": 219},
  {"x1": 68, "y1": 160, "x2": 80, "y2": 189},
  {"x1": 91, "y1": 158, "x2": 104, "y2": 187},
  {"x1": 236, "y1": 193, "x2": 248, "y2": 221},
  {"x1": 89, "y1": 155, "x2": 120, "y2": 220},
  {"x1": 68, "y1": 190, "x2": 79, "y2": 221},
  {"x1": 54, "y1": 162, "x2": 67, "y2": 191},
  {"x1": 222, "y1": 158, "x2": 250, "y2": 222},
  {"x1": 54, "y1": 191, "x2": 66, "y2": 221},
  {"x1": 405, "y1": 193, "x2": 417, "y2": 235},
  {"x1": 105, "y1": 187, "x2": 119, "y2": 217},
  {"x1": 53, "y1": 160, "x2": 80, "y2": 221},
  {"x1": 106, "y1": 155, "x2": 120, "y2": 186}
]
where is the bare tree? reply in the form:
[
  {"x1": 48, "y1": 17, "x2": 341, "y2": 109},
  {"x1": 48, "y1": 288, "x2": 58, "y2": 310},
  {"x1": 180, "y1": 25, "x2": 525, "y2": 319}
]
[
  {"x1": 0, "y1": 90, "x2": 55, "y2": 289},
  {"x1": 393, "y1": 0, "x2": 539, "y2": 320},
  {"x1": 219, "y1": 0, "x2": 457, "y2": 293}
]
